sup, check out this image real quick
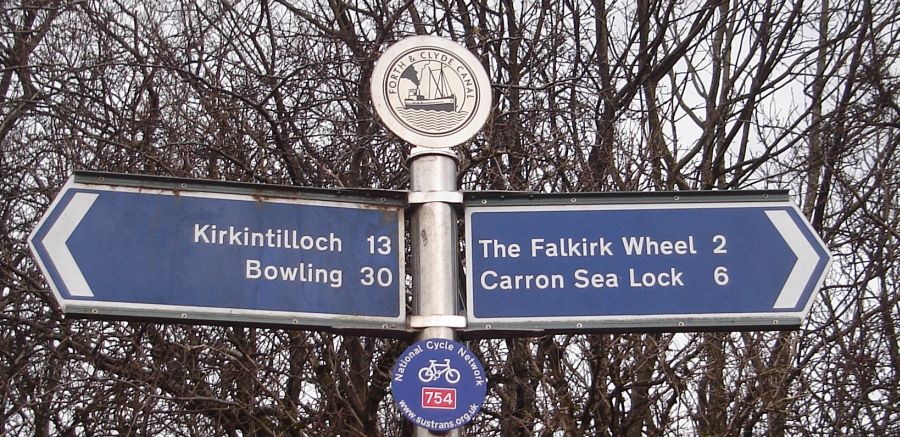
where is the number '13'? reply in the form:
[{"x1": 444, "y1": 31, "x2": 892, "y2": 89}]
[{"x1": 367, "y1": 235, "x2": 391, "y2": 255}]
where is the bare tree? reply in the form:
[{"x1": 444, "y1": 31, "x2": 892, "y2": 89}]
[{"x1": 1, "y1": 0, "x2": 897, "y2": 435}]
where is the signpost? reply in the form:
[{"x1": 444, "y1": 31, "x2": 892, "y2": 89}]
[
  {"x1": 27, "y1": 35, "x2": 837, "y2": 436},
  {"x1": 29, "y1": 172, "x2": 406, "y2": 331},
  {"x1": 371, "y1": 36, "x2": 493, "y2": 435},
  {"x1": 464, "y1": 191, "x2": 832, "y2": 333}
]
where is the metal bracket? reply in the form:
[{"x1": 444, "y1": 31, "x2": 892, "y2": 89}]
[
  {"x1": 408, "y1": 146, "x2": 459, "y2": 161},
  {"x1": 408, "y1": 315, "x2": 467, "y2": 329},
  {"x1": 407, "y1": 191, "x2": 464, "y2": 205}
]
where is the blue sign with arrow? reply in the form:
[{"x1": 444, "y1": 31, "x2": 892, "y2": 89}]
[
  {"x1": 464, "y1": 192, "x2": 832, "y2": 332},
  {"x1": 29, "y1": 174, "x2": 406, "y2": 330}
]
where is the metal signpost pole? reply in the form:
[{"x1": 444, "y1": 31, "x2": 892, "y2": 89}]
[
  {"x1": 408, "y1": 147, "x2": 463, "y2": 437},
  {"x1": 371, "y1": 36, "x2": 492, "y2": 434}
]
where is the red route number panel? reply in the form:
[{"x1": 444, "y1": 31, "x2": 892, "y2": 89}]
[{"x1": 421, "y1": 387, "x2": 457, "y2": 409}]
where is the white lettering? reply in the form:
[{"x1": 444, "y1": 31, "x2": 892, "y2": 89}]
[
  {"x1": 193, "y1": 224, "x2": 211, "y2": 243},
  {"x1": 480, "y1": 270, "x2": 564, "y2": 290},
  {"x1": 246, "y1": 259, "x2": 261, "y2": 278},
  {"x1": 530, "y1": 237, "x2": 614, "y2": 257},
  {"x1": 622, "y1": 236, "x2": 697, "y2": 256},
  {"x1": 573, "y1": 269, "x2": 619, "y2": 288},
  {"x1": 628, "y1": 268, "x2": 685, "y2": 287},
  {"x1": 244, "y1": 259, "x2": 343, "y2": 288},
  {"x1": 193, "y1": 224, "x2": 343, "y2": 253},
  {"x1": 479, "y1": 239, "x2": 520, "y2": 258}
]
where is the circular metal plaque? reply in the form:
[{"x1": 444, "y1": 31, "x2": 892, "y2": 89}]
[
  {"x1": 391, "y1": 338, "x2": 487, "y2": 431},
  {"x1": 371, "y1": 36, "x2": 492, "y2": 148}
]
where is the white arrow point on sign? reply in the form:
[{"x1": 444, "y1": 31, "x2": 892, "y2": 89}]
[
  {"x1": 766, "y1": 210, "x2": 820, "y2": 309},
  {"x1": 43, "y1": 192, "x2": 98, "y2": 297}
]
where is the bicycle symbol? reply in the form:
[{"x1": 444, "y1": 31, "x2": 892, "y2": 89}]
[{"x1": 418, "y1": 359, "x2": 461, "y2": 384}]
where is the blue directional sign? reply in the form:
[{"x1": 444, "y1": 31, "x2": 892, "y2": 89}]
[
  {"x1": 464, "y1": 192, "x2": 832, "y2": 332},
  {"x1": 391, "y1": 339, "x2": 487, "y2": 431},
  {"x1": 29, "y1": 173, "x2": 406, "y2": 330}
]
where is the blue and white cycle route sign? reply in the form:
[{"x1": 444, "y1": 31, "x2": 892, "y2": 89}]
[
  {"x1": 29, "y1": 173, "x2": 406, "y2": 331},
  {"x1": 391, "y1": 339, "x2": 487, "y2": 431},
  {"x1": 465, "y1": 192, "x2": 832, "y2": 332}
]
